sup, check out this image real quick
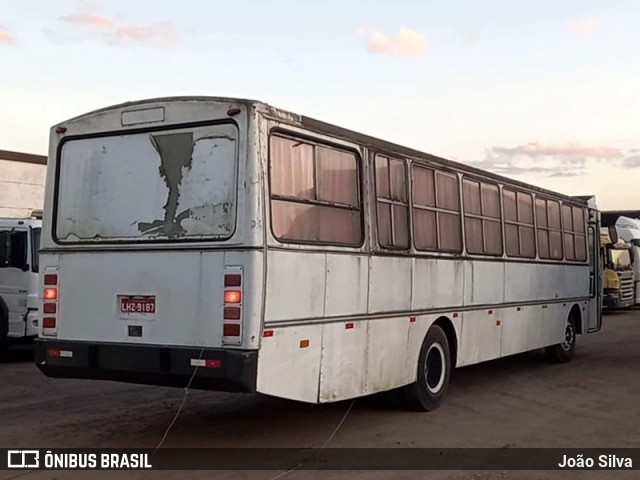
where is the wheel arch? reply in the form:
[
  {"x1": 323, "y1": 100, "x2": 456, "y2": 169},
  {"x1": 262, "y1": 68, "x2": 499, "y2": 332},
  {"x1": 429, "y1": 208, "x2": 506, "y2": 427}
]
[
  {"x1": 432, "y1": 316, "x2": 458, "y2": 368},
  {"x1": 569, "y1": 303, "x2": 583, "y2": 334}
]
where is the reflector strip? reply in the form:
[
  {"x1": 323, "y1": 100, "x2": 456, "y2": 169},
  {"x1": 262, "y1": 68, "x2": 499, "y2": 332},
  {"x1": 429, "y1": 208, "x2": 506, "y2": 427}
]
[
  {"x1": 189, "y1": 358, "x2": 221, "y2": 368},
  {"x1": 47, "y1": 349, "x2": 71, "y2": 358}
]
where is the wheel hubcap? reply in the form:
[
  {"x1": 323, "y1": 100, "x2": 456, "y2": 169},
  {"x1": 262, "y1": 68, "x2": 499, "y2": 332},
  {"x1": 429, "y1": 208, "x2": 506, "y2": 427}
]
[
  {"x1": 561, "y1": 321, "x2": 575, "y2": 351},
  {"x1": 425, "y1": 343, "x2": 446, "y2": 394}
]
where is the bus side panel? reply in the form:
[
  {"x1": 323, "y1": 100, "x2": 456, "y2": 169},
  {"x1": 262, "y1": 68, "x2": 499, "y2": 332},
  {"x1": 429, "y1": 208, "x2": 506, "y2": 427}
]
[
  {"x1": 256, "y1": 324, "x2": 322, "y2": 403},
  {"x1": 540, "y1": 302, "x2": 571, "y2": 347},
  {"x1": 368, "y1": 256, "x2": 412, "y2": 313},
  {"x1": 265, "y1": 251, "x2": 325, "y2": 322},
  {"x1": 318, "y1": 320, "x2": 368, "y2": 402},
  {"x1": 363, "y1": 316, "x2": 412, "y2": 395},
  {"x1": 324, "y1": 254, "x2": 368, "y2": 317},
  {"x1": 500, "y1": 305, "x2": 542, "y2": 356},
  {"x1": 412, "y1": 258, "x2": 464, "y2": 310},
  {"x1": 463, "y1": 261, "x2": 505, "y2": 306},
  {"x1": 458, "y1": 309, "x2": 502, "y2": 366},
  {"x1": 504, "y1": 262, "x2": 538, "y2": 303}
]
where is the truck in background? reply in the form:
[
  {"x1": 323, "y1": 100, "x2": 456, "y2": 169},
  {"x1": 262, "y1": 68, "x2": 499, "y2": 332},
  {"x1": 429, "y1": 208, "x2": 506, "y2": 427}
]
[
  {"x1": 0, "y1": 210, "x2": 42, "y2": 359},
  {"x1": 600, "y1": 226, "x2": 635, "y2": 310},
  {"x1": 614, "y1": 216, "x2": 640, "y2": 305}
]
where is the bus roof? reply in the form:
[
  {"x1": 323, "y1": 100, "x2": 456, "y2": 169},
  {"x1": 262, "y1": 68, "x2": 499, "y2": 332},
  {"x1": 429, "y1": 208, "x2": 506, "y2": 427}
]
[{"x1": 55, "y1": 96, "x2": 591, "y2": 207}]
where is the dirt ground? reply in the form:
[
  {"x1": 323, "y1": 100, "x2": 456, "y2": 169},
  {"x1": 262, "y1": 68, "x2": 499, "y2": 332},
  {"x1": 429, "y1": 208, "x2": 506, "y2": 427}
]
[{"x1": 1, "y1": 310, "x2": 639, "y2": 480}]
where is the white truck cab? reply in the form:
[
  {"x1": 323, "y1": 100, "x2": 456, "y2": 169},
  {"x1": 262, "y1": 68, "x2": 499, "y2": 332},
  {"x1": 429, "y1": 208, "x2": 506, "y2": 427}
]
[{"x1": 0, "y1": 211, "x2": 42, "y2": 358}]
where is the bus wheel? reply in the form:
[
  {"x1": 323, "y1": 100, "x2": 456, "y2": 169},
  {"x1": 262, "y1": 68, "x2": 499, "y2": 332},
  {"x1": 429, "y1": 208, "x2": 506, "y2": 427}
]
[
  {"x1": 545, "y1": 313, "x2": 577, "y2": 363},
  {"x1": 403, "y1": 324, "x2": 451, "y2": 411}
]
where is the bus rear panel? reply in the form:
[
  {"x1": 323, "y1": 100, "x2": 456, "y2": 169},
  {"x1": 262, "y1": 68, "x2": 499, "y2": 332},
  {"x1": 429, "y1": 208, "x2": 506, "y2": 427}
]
[{"x1": 35, "y1": 98, "x2": 264, "y2": 392}]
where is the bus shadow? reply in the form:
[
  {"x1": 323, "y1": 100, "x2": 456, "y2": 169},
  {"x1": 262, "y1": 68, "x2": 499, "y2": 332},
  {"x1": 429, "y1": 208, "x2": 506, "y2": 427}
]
[
  {"x1": 151, "y1": 349, "x2": 556, "y2": 447},
  {"x1": 2, "y1": 343, "x2": 34, "y2": 363}
]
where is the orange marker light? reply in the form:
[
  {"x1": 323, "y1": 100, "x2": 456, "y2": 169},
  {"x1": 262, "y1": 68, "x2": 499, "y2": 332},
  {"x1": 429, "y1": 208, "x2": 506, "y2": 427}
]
[
  {"x1": 44, "y1": 288, "x2": 58, "y2": 300},
  {"x1": 299, "y1": 339, "x2": 310, "y2": 348},
  {"x1": 224, "y1": 290, "x2": 241, "y2": 304}
]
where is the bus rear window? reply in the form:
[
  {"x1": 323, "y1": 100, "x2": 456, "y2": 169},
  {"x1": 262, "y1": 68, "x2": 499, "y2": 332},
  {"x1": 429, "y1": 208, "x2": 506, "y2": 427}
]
[{"x1": 55, "y1": 123, "x2": 238, "y2": 242}]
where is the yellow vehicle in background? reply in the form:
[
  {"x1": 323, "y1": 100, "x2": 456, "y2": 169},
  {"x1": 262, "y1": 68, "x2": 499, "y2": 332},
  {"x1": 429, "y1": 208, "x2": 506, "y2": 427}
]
[{"x1": 601, "y1": 227, "x2": 634, "y2": 310}]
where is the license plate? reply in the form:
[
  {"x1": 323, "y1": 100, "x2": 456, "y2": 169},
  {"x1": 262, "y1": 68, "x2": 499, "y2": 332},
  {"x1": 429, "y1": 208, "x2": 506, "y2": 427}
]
[{"x1": 120, "y1": 296, "x2": 156, "y2": 314}]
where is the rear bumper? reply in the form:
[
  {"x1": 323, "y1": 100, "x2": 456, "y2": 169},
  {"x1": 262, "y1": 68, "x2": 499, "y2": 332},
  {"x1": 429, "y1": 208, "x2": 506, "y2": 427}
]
[{"x1": 34, "y1": 339, "x2": 258, "y2": 392}]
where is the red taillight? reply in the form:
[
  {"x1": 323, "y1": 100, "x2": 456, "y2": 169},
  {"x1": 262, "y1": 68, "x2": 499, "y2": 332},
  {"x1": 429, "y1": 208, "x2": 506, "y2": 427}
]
[
  {"x1": 44, "y1": 274, "x2": 58, "y2": 285},
  {"x1": 205, "y1": 359, "x2": 222, "y2": 368},
  {"x1": 263, "y1": 330, "x2": 274, "y2": 337},
  {"x1": 223, "y1": 307, "x2": 241, "y2": 320},
  {"x1": 223, "y1": 323, "x2": 241, "y2": 336},
  {"x1": 44, "y1": 288, "x2": 58, "y2": 300},
  {"x1": 224, "y1": 274, "x2": 242, "y2": 287},
  {"x1": 47, "y1": 348, "x2": 61, "y2": 357},
  {"x1": 43, "y1": 317, "x2": 56, "y2": 328},
  {"x1": 224, "y1": 290, "x2": 241, "y2": 304},
  {"x1": 43, "y1": 303, "x2": 57, "y2": 314},
  {"x1": 222, "y1": 267, "x2": 243, "y2": 346}
]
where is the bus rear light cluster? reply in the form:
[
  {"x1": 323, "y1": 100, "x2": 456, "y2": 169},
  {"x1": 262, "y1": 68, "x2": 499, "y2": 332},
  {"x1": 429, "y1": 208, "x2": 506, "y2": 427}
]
[
  {"x1": 222, "y1": 267, "x2": 243, "y2": 345},
  {"x1": 42, "y1": 272, "x2": 59, "y2": 337}
]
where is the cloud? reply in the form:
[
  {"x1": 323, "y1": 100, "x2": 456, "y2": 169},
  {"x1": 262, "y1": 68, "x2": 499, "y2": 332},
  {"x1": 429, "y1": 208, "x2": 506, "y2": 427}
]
[
  {"x1": 59, "y1": 13, "x2": 113, "y2": 29},
  {"x1": 467, "y1": 140, "x2": 637, "y2": 178},
  {"x1": 58, "y1": 3, "x2": 179, "y2": 47},
  {"x1": 622, "y1": 155, "x2": 640, "y2": 168},
  {"x1": 0, "y1": 25, "x2": 14, "y2": 45},
  {"x1": 115, "y1": 22, "x2": 179, "y2": 47},
  {"x1": 358, "y1": 27, "x2": 427, "y2": 58},
  {"x1": 568, "y1": 19, "x2": 599, "y2": 36},
  {"x1": 492, "y1": 140, "x2": 623, "y2": 160}
]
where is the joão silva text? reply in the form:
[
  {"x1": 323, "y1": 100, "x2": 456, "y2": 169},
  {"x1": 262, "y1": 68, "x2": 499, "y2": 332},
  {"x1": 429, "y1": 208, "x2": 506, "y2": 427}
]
[{"x1": 559, "y1": 454, "x2": 632, "y2": 469}]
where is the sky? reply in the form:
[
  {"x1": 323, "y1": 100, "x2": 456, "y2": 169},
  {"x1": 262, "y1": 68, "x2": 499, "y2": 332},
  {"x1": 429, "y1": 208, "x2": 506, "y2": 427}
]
[{"x1": 1, "y1": 0, "x2": 639, "y2": 209}]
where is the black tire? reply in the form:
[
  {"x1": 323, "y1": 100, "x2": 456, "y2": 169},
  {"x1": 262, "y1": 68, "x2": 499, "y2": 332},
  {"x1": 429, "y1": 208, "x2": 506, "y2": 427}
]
[
  {"x1": 403, "y1": 324, "x2": 451, "y2": 411},
  {"x1": 545, "y1": 313, "x2": 577, "y2": 363}
]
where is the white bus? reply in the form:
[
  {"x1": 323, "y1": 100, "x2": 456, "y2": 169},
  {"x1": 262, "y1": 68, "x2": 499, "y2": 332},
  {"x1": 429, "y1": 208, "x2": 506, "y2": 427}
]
[{"x1": 35, "y1": 97, "x2": 602, "y2": 410}]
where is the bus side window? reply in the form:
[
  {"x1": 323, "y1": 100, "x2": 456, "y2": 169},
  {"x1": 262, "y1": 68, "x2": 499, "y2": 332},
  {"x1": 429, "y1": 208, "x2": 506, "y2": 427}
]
[
  {"x1": 374, "y1": 155, "x2": 409, "y2": 249},
  {"x1": 270, "y1": 134, "x2": 362, "y2": 246},
  {"x1": 411, "y1": 166, "x2": 462, "y2": 253}
]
